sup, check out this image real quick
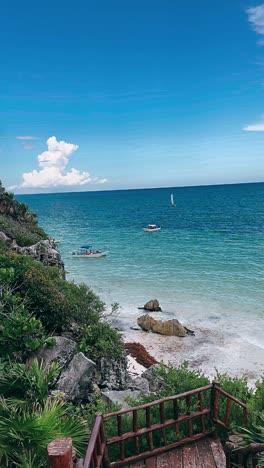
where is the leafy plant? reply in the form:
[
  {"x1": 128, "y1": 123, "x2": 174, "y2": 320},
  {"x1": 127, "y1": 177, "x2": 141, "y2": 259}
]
[{"x1": 79, "y1": 322, "x2": 124, "y2": 361}]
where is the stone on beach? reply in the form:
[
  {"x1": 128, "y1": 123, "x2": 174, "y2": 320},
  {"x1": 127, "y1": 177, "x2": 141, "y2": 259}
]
[
  {"x1": 139, "y1": 299, "x2": 162, "y2": 312},
  {"x1": 137, "y1": 313, "x2": 187, "y2": 337}
]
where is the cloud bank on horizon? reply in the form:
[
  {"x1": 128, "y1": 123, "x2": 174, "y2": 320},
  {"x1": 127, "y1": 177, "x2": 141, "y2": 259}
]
[{"x1": 11, "y1": 136, "x2": 108, "y2": 190}]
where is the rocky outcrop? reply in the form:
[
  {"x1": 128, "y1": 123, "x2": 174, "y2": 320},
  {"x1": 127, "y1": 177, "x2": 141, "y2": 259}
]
[
  {"x1": 139, "y1": 299, "x2": 162, "y2": 312},
  {"x1": 36, "y1": 336, "x2": 77, "y2": 370},
  {"x1": 56, "y1": 352, "x2": 97, "y2": 402},
  {"x1": 11, "y1": 239, "x2": 64, "y2": 269},
  {"x1": 0, "y1": 231, "x2": 12, "y2": 245},
  {"x1": 101, "y1": 389, "x2": 142, "y2": 410},
  {"x1": 127, "y1": 376, "x2": 150, "y2": 393},
  {"x1": 137, "y1": 314, "x2": 187, "y2": 337},
  {"x1": 142, "y1": 364, "x2": 165, "y2": 392},
  {"x1": 97, "y1": 353, "x2": 128, "y2": 390}
]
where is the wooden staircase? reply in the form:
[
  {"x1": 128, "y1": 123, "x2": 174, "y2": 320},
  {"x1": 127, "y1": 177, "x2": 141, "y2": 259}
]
[{"x1": 47, "y1": 382, "x2": 264, "y2": 467}]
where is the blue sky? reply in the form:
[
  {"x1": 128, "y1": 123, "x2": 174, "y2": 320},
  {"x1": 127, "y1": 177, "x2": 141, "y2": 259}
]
[{"x1": 1, "y1": 0, "x2": 264, "y2": 193}]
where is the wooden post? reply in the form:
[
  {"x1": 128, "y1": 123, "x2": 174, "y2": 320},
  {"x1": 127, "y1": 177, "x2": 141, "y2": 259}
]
[
  {"x1": 47, "y1": 438, "x2": 73, "y2": 468},
  {"x1": 210, "y1": 381, "x2": 220, "y2": 437}
]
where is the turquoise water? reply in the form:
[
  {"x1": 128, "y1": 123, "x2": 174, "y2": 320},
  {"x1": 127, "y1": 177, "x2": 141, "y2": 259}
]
[{"x1": 18, "y1": 183, "x2": 264, "y2": 379}]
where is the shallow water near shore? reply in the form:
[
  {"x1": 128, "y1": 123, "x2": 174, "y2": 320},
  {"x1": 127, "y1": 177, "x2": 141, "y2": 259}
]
[{"x1": 18, "y1": 182, "x2": 264, "y2": 384}]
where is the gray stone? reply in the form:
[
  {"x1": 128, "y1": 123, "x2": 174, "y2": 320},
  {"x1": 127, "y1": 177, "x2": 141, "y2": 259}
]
[
  {"x1": 127, "y1": 376, "x2": 150, "y2": 393},
  {"x1": 11, "y1": 239, "x2": 64, "y2": 269},
  {"x1": 0, "y1": 231, "x2": 11, "y2": 244},
  {"x1": 56, "y1": 352, "x2": 96, "y2": 402},
  {"x1": 141, "y1": 364, "x2": 164, "y2": 392},
  {"x1": 98, "y1": 353, "x2": 128, "y2": 390},
  {"x1": 101, "y1": 389, "x2": 141, "y2": 410},
  {"x1": 36, "y1": 336, "x2": 77, "y2": 370}
]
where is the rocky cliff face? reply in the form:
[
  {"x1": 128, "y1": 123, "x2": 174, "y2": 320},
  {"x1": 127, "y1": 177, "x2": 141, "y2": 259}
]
[
  {"x1": 0, "y1": 183, "x2": 64, "y2": 270},
  {"x1": 11, "y1": 239, "x2": 64, "y2": 269}
]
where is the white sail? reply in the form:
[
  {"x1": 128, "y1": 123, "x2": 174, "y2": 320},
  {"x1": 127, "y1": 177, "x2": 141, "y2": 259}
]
[{"x1": 171, "y1": 193, "x2": 175, "y2": 207}]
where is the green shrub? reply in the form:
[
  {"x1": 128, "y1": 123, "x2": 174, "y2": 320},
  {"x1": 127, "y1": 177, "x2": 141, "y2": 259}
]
[
  {"x1": 0, "y1": 359, "x2": 59, "y2": 404},
  {"x1": 79, "y1": 322, "x2": 124, "y2": 361},
  {"x1": 0, "y1": 253, "x2": 105, "y2": 332},
  {"x1": 0, "y1": 283, "x2": 47, "y2": 360}
]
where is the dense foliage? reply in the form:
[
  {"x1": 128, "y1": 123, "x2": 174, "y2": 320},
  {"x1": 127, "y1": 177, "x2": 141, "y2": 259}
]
[
  {"x1": 0, "y1": 360, "x2": 87, "y2": 467},
  {"x1": 0, "y1": 180, "x2": 125, "y2": 466},
  {"x1": 79, "y1": 322, "x2": 123, "y2": 361}
]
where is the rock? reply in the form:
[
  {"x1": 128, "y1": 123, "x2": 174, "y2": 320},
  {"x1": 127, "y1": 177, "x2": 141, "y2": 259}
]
[
  {"x1": 36, "y1": 336, "x2": 77, "y2": 370},
  {"x1": 137, "y1": 314, "x2": 187, "y2": 337},
  {"x1": 130, "y1": 326, "x2": 140, "y2": 330},
  {"x1": 11, "y1": 239, "x2": 64, "y2": 269},
  {"x1": 127, "y1": 376, "x2": 150, "y2": 393},
  {"x1": 97, "y1": 353, "x2": 128, "y2": 390},
  {"x1": 0, "y1": 231, "x2": 11, "y2": 244},
  {"x1": 101, "y1": 389, "x2": 141, "y2": 410},
  {"x1": 56, "y1": 352, "x2": 96, "y2": 402},
  {"x1": 142, "y1": 364, "x2": 165, "y2": 392},
  {"x1": 139, "y1": 299, "x2": 162, "y2": 312}
]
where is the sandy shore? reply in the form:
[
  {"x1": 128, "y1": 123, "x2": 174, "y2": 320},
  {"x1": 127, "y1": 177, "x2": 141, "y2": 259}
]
[{"x1": 112, "y1": 313, "x2": 264, "y2": 387}]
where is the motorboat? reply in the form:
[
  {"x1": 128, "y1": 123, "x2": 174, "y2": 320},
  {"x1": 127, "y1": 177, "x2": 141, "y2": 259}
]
[
  {"x1": 72, "y1": 245, "x2": 109, "y2": 258},
  {"x1": 143, "y1": 224, "x2": 161, "y2": 232}
]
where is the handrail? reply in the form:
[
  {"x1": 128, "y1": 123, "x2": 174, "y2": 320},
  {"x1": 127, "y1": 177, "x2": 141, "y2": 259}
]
[
  {"x1": 65, "y1": 383, "x2": 250, "y2": 467},
  {"x1": 103, "y1": 384, "x2": 213, "y2": 418},
  {"x1": 83, "y1": 414, "x2": 107, "y2": 468}
]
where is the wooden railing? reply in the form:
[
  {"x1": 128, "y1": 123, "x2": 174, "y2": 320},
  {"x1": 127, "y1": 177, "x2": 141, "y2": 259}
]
[
  {"x1": 83, "y1": 414, "x2": 106, "y2": 468},
  {"x1": 48, "y1": 382, "x2": 251, "y2": 467}
]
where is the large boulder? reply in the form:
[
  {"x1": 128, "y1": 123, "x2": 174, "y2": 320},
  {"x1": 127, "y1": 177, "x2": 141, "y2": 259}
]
[
  {"x1": 101, "y1": 389, "x2": 142, "y2": 410},
  {"x1": 142, "y1": 364, "x2": 165, "y2": 392},
  {"x1": 56, "y1": 352, "x2": 96, "y2": 402},
  {"x1": 35, "y1": 336, "x2": 77, "y2": 370},
  {"x1": 127, "y1": 376, "x2": 150, "y2": 393},
  {"x1": 97, "y1": 353, "x2": 128, "y2": 390},
  {"x1": 137, "y1": 314, "x2": 187, "y2": 337},
  {"x1": 142, "y1": 299, "x2": 162, "y2": 312}
]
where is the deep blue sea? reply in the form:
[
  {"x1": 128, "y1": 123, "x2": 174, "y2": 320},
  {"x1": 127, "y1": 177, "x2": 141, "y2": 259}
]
[{"x1": 18, "y1": 183, "x2": 264, "y2": 381}]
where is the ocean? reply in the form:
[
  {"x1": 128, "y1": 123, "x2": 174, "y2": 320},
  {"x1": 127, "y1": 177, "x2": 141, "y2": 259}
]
[{"x1": 18, "y1": 183, "x2": 264, "y2": 382}]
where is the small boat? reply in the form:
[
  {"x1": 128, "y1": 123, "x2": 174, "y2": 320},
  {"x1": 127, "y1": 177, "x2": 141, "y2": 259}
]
[
  {"x1": 143, "y1": 224, "x2": 161, "y2": 232},
  {"x1": 72, "y1": 245, "x2": 109, "y2": 258},
  {"x1": 171, "y1": 193, "x2": 176, "y2": 207}
]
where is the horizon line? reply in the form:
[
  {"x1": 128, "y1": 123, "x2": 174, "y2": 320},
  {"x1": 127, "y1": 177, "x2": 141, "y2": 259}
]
[{"x1": 14, "y1": 179, "x2": 264, "y2": 196}]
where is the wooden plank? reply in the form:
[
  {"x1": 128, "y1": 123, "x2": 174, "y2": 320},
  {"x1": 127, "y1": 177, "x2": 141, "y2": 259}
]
[
  {"x1": 156, "y1": 452, "x2": 170, "y2": 468},
  {"x1": 224, "y1": 399, "x2": 232, "y2": 427},
  {"x1": 145, "y1": 456, "x2": 156, "y2": 468},
  {"x1": 209, "y1": 438, "x2": 226, "y2": 468},
  {"x1": 182, "y1": 445, "x2": 197, "y2": 468},
  {"x1": 168, "y1": 447, "x2": 182, "y2": 467},
  {"x1": 109, "y1": 432, "x2": 213, "y2": 467},
  {"x1": 196, "y1": 438, "x2": 216, "y2": 468}
]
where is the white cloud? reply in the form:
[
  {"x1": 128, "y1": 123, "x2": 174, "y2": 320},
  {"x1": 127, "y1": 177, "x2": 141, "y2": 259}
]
[
  {"x1": 243, "y1": 121, "x2": 264, "y2": 131},
  {"x1": 11, "y1": 136, "x2": 108, "y2": 190},
  {"x1": 247, "y1": 4, "x2": 264, "y2": 38},
  {"x1": 16, "y1": 136, "x2": 38, "y2": 140}
]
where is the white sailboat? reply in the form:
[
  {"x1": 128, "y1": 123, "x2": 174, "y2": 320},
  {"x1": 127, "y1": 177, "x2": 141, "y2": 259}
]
[{"x1": 171, "y1": 193, "x2": 176, "y2": 207}]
